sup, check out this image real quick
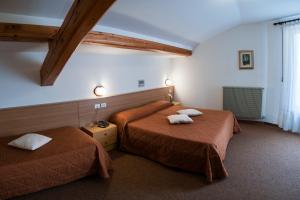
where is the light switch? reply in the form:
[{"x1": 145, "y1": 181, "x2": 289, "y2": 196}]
[{"x1": 138, "y1": 80, "x2": 145, "y2": 87}]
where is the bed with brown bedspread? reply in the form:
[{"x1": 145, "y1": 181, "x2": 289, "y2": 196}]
[
  {"x1": 0, "y1": 127, "x2": 112, "y2": 199},
  {"x1": 110, "y1": 101, "x2": 240, "y2": 182}
]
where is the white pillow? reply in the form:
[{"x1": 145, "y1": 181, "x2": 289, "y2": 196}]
[
  {"x1": 177, "y1": 109, "x2": 203, "y2": 117},
  {"x1": 167, "y1": 114, "x2": 193, "y2": 124},
  {"x1": 8, "y1": 133, "x2": 52, "y2": 151}
]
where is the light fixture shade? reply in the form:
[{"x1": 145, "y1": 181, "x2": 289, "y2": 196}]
[
  {"x1": 165, "y1": 79, "x2": 173, "y2": 86},
  {"x1": 94, "y1": 85, "x2": 105, "y2": 96}
]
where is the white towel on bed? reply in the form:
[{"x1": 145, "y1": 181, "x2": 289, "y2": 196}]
[
  {"x1": 177, "y1": 109, "x2": 203, "y2": 116},
  {"x1": 167, "y1": 114, "x2": 193, "y2": 124}
]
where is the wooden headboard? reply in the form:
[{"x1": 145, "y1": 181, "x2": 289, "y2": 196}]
[{"x1": 0, "y1": 87, "x2": 173, "y2": 137}]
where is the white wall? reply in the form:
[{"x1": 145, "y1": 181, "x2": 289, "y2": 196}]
[
  {"x1": 172, "y1": 22, "x2": 282, "y2": 124},
  {"x1": 0, "y1": 43, "x2": 172, "y2": 109},
  {"x1": 0, "y1": 21, "x2": 284, "y2": 125}
]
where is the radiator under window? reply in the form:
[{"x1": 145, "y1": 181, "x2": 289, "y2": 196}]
[{"x1": 223, "y1": 87, "x2": 264, "y2": 119}]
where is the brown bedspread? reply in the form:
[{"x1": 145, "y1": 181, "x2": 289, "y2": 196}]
[
  {"x1": 0, "y1": 127, "x2": 112, "y2": 199},
  {"x1": 110, "y1": 101, "x2": 240, "y2": 182}
]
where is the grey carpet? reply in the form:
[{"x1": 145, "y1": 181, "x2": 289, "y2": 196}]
[{"x1": 12, "y1": 122, "x2": 300, "y2": 200}]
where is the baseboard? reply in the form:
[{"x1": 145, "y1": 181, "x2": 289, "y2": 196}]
[{"x1": 238, "y1": 119, "x2": 278, "y2": 127}]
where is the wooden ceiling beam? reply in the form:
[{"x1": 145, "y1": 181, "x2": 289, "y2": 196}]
[
  {"x1": 40, "y1": 0, "x2": 116, "y2": 86},
  {"x1": 0, "y1": 22, "x2": 193, "y2": 57},
  {"x1": 84, "y1": 32, "x2": 192, "y2": 56},
  {"x1": 0, "y1": 22, "x2": 57, "y2": 42}
]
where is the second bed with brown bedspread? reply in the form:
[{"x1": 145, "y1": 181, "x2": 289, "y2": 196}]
[
  {"x1": 110, "y1": 101, "x2": 240, "y2": 182},
  {"x1": 0, "y1": 127, "x2": 112, "y2": 199}
]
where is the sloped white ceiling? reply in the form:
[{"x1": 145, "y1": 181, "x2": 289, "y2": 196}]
[
  {"x1": 237, "y1": 0, "x2": 300, "y2": 23},
  {"x1": 101, "y1": 0, "x2": 241, "y2": 48},
  {"x1": 0, "y1": 0, "x2": 299, "y2": 49}
]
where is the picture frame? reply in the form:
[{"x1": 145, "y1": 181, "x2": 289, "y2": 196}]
[{"x1": 239, "y1": 50, "x2": 254, "y2": 69}]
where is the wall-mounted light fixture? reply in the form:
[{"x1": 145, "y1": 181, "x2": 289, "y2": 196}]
[
  {"x1": 165, "y1": 78, "x2": 173, "y2": 87},
  {"x1": 94, "y1": 85, "x2": 105, "y2": 96},
  {"x1": 164, "y1": 78, "x2": 174, "y2": 102}
]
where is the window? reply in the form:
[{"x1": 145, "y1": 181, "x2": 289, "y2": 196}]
[
  {"x1": 294, "y1": 33, "x2": 300, "y2": 112},
  {"x1": 278, "y1": 24, "x2": 300, "y2": 132}
]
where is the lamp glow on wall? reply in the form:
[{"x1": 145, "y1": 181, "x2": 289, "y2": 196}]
[
  {"x1": 94, "y1": 85, "x2": 106, "y2": 97},
  {"x1": 165, "y1": 78, "x2": 174, "y2": 102},
  {"x1": 165, "y1": 78, "x2": 173, "y2": 87}
]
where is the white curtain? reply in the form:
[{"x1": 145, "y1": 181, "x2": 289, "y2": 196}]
[{"x1": 278, "y1": 23, "x2": 300, "y2": 133}]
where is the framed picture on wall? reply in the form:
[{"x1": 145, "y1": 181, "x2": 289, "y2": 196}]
[{"x1": 239, "y1": 50, "x2": 254, "y2": 69}]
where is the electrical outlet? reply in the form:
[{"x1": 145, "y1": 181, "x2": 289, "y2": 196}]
[
  {"x1": 101, "y1": 103, "x2": 107, "y2": 108},
  {"x1": 94, "y1": 104, "x2": 101, "y2": 109}
]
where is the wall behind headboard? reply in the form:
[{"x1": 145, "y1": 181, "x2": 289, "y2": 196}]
[
  {"x1": 0, "y1": 87, "x2": 173, "y2": 137},
  {"x1": 0, "y1": 45, "x2": 173, "y2": 109}
]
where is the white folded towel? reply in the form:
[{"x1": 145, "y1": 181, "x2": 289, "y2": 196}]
[{"x1": 167, "y1": 114, "x2": 193, "y2": 124}]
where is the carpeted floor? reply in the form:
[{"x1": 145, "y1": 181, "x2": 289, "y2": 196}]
[{"x1": 12, "y1": 122, "x2": 300, "y2": 200}]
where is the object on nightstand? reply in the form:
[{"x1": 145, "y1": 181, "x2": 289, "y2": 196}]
[
  {"x1": 97, "y1": 120, "x2": 109, "y2": 128},
  {"x1": 82, "y1": 123, "x2": 117, "y2": 151},
  {"x1": 172, "y1": 101, "x2": 181, "y2": 106}
]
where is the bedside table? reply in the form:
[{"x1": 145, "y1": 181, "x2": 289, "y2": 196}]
[
  {"x1": 82, "y1": 123, "x2": 117, "y2": 151},
  {"x1": 172, "y1": 101, "x2": 181, "y2": 106}
]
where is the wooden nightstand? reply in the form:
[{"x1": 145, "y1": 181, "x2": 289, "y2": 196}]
[
  {"x1": 172, "y1": 101, "x2": 181, "y2": 106},
  {"x1": 82, "y1": 123, "x2": 117, "y2": 151}
]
